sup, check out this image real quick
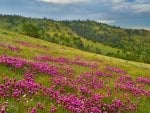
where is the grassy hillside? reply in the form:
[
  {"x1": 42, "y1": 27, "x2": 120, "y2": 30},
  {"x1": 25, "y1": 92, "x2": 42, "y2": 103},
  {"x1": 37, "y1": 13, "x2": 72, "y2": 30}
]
[
  {"x1": 0, "y1": 29, "x2": 150, "y2": 113},
  {"x1": 0, "y1": 15, "x2": 119, "y2": 55},
  {"x1": 0, "y1": 15, "x2": 150, "y2": 63},
  {"x1": 63, "y1": 20, "x2": 150, "y2": 63}
]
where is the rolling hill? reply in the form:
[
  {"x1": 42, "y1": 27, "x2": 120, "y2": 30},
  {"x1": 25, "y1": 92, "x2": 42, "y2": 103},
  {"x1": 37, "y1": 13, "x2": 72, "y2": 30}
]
[
  {"x1": 0, "y1": 15, "x2": 119, "y2": 55},
  {"x1": 0, "y1": 29, "x2": 150, "y2": 113},
  {"x1": 0, "y1": 15, "x2": 150, "y2": 63},
  {"x1": 62, "y1": 20, "x2": 150, "y2": 63}
]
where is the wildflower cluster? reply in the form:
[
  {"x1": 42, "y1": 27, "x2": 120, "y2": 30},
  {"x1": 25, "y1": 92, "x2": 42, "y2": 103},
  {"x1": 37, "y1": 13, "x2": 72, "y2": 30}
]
[{"x1": 0, "y1": 55, "x2": 149, "y2": 113}]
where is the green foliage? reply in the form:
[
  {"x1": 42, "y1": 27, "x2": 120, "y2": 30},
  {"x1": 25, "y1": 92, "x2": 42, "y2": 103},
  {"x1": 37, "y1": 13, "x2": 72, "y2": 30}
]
[
  {"x1": 0, "y1": 15, "x2": 149, "y2": 63},
  {"x1": 22, "y1": 24, "x2": 40, "y2": 38},
  {"x1": 73, "y1": 37, "x2": 84, "y2": 49},
  {"x1": 62, "y1": 20, "x2": 150, "y2": 63}
]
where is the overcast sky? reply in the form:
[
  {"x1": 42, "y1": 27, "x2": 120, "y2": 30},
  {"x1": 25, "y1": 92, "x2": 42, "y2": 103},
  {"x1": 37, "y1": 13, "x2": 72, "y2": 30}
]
[{"x1": 0, "y1": 0, "x2": 150, "y2": 29}]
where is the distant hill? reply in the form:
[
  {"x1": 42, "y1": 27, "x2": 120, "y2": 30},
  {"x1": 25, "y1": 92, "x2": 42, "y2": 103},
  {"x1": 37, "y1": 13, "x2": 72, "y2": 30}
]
[
  {"x1": 0, "y1": 14, "x2": 150, "y2": 63},
  {"x1": 62, "y1": 20, "x2": 150, "y2": 63}
]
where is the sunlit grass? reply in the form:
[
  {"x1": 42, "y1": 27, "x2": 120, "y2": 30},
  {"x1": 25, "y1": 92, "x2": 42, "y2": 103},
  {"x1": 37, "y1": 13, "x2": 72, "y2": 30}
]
[{"x1": 0, "y1": 29, "x2": 149, "y2": 113}]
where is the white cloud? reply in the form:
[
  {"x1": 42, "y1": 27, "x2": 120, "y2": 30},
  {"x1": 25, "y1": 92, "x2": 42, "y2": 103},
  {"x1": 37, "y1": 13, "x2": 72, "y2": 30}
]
[
  {"x1": 95, "y1": 19, "x2": 115, "y2": 24},
  {"x1": 38, "y1": 0, "x2": 87, "y2": 4},
  {"x1": 112, "y1": 0, "x2": 125, "y2": 4},
  {"x1": 105, "y1": 0, "x2": 150, "y2": 13},
  {"x1": 132, "y1": 4, "x2": 150, "y2": 13},
  {"x1": 129, "y1": 26, "x2": 150, "y2": 30},
  {"x1": 101, "y1": 0, "x2": 125, "y2": 4},
  {"x1": 37, "y1": 0, "x2": 150, "y2": 14}
]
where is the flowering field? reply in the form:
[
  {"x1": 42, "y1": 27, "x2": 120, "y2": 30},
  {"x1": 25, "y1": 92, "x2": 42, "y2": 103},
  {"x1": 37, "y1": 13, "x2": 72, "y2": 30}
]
[{"x1": 0, "y1": 30, "x2": 150, "y2": 113}]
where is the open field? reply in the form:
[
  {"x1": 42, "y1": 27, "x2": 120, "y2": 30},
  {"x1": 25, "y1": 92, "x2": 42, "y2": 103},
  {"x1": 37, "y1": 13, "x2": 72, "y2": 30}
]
[{"x1": 0, "y1": 30, "x2": 150, "y2": 113}]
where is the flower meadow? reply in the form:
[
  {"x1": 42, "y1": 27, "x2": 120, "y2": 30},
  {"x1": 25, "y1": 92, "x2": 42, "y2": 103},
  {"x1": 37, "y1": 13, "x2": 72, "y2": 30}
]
[
  {"x1": 0, "y1": 43, "x2": 21, "y2": 52},
  {"x1": 0, "y1": 37, "x2": 149, "y2": 113},
  {"x1": 0, "y1": 54, "x2": 149, "y2": 113}
]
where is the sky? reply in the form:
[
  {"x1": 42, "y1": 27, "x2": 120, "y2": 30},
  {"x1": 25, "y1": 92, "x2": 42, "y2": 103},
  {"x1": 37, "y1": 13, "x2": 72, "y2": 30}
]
[{"x1": 0, "y1": 0, "x2": 150, "y2": 29}]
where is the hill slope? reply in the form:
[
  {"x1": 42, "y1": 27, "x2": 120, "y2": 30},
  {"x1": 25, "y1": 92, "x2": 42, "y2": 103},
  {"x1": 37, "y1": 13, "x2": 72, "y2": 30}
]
[
  {"x1": 62, "y1": 20, "x2": 150, "y2": 63},
  {"x1": 0, "y1": 29, "x2": 150, "y2": 113},
  {"x1": 0, "y1": 15, "x2": 119, "y2": 55},
  {"x1": 0, "y1": 15, "x2": 150, "y2": 63}
]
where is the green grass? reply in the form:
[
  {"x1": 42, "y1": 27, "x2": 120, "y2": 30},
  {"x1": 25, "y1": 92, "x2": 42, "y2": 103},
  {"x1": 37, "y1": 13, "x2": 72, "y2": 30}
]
[
  {"x1": 0, "y1": 15, "x2": 121, "y2": 56},
  {"x1": 81, "y1": 38, "x2": 120, "y2": 54},
  {"x1": 0, "y1": 65, "x2": 24, "y2": 80},
  {"x1": 0, "y1": 29, "x2": 149, "y2": 75},
  {"x1": 0, "y1": 29, "x2": 150, "y2": 113}
]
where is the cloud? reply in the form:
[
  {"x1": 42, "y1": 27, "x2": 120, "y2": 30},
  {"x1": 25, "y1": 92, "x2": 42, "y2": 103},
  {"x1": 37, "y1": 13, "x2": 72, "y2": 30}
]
[
  {"x1": 38, "y1": 0, "x2": 88, "y2": 4},
  {"x1": 128, "y1": 26, "x2": 150, "y2": 30},
  {"x1": 112, "y1": 0, "x2": 126, "y2": 4},
  {"x1": 0, "y1": 0, "x2": 150, "y2": 29},
  {"x1": 108, "y1": 0, "x2": 150, "y2": 13},
  {"x1": 132, "y1": 4, "x2": 150, "y2": 13},
  {"x1": 95, "y1": 19, "x2": 115, "y2": 24}
]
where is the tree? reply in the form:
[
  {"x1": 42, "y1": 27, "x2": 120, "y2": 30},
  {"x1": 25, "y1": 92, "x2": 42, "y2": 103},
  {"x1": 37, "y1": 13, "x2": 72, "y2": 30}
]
[{"x1": 22, "y1": 24, "x2": 40, "y2": 38}]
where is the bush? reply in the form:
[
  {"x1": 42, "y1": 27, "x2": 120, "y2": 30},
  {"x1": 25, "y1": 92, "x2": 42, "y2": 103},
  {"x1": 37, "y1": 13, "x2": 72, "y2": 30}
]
[{"x1": 22, "y1": 24, "x2": 40, "y2": 38}]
